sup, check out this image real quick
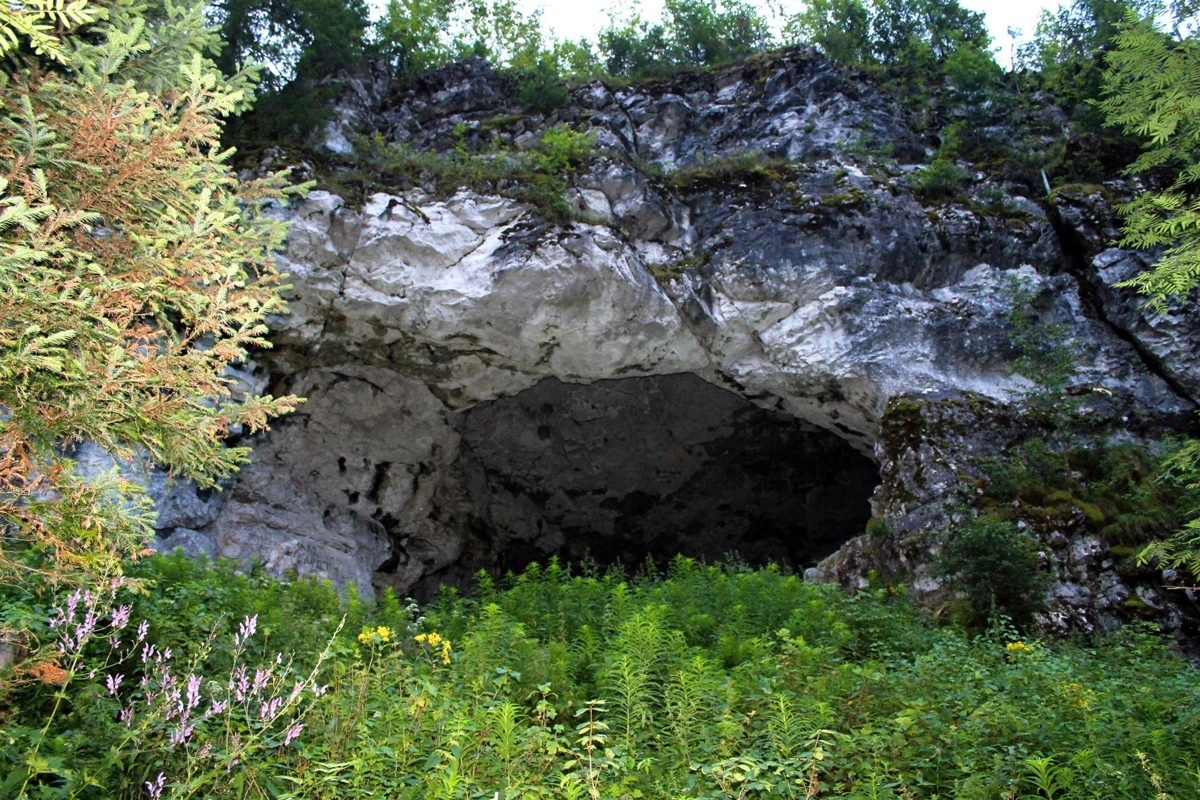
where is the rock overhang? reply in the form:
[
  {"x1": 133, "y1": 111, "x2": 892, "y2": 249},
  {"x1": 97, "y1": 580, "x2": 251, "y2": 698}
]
[{"x1": 152, "y1": 52, "x2": 1200, "y2": 616}]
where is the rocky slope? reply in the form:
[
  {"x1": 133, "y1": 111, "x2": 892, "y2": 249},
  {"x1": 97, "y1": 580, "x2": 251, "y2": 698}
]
[{"x1": 137, "y1": 51, "x2": 1197, "y2": 634}]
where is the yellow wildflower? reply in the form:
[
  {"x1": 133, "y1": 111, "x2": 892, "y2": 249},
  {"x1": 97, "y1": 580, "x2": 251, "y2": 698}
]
[
  {"x1": 1058, "y1": 682, "x2": 1095, "y2": 710},
  {"x1": 414, "y1": 631, "x2": 452, "y2": 664},
  {"x1": 1006, "y1": 641, "x2": 1033, "y2": 654},
  {"x1": 357, "y1": 626, "x2": 393, "y2": 645}
]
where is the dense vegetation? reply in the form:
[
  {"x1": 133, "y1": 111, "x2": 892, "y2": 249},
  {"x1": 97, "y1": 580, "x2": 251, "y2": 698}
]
[
  {"x1": 0, "y1": 0, "x2": 299, "y2": 609},
  {"x1": 3, "y1": 555, "x2": 1199, "y2": 798}
]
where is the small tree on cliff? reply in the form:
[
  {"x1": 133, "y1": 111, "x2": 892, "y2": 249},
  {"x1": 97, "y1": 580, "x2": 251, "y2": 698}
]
[{"x1": 0, "y1": 0, "x2": 301, "y2": 603}]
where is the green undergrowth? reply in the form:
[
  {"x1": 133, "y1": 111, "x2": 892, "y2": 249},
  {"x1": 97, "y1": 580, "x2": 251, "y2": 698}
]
[
  {"x1": 341, "y1": 124, "x2": 595, "y2": 222},
  {"x1": 935, "y1": 438, "x2": 1196, "y2": 629},
  {"x1": 3, "y1": 554, "x2": 1199, "y2": 799},
  {"x1": 979, "y1": 439, "x2": 1194, "y2": 546}
]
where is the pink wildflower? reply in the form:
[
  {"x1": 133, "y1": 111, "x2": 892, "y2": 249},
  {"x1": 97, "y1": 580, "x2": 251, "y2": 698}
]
[
  {"x1": 235, "y1": 614, "x2": 257, "y2": 646},
  {"x1": 111, "y1": 605, "x2": 131, "y2": 630},
  {"x1": 283, "y1": 723, "x2": 304, "y2": 746}
]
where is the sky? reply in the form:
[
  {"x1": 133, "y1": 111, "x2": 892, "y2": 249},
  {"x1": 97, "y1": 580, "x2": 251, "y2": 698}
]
[{"x1": 520, "y1": 0, "x2": 1062, "y2": 67}]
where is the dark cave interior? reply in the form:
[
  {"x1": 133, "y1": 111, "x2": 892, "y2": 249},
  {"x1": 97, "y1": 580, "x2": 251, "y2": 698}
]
[{"x1": 450, "y1": 373, "x2": 880, "y2": 576}]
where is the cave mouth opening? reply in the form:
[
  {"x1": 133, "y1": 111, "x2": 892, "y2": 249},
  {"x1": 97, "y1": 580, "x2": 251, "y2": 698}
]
[{"x1": 453, "y1": 373, "x2": 880, "y2": 576}]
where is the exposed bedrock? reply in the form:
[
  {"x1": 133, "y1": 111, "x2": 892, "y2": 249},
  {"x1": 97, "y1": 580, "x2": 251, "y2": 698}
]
[{"x1": 144, "y1": 53, "x2": 1200, "y2": 631}]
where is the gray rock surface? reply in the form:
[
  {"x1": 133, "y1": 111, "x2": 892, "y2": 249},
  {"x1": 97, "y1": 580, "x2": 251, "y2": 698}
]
[
  {"x1": 810, "y1": 392, "x2": 1198, "y2": 635},
  {"x1": 148, "y1": 53, "x2": 1199, "y2": 630},
  {"x1": 152, "y1": 528, "x2": 217, "y2": 560}
]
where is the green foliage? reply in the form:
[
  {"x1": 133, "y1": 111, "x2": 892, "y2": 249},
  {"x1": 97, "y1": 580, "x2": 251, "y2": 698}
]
[
  {"x1": 528, "y1": 124, "x2": 594, "y2": 173},
  {"x1": 352, "y1": 123, "x2": 594, "y2": 221},
  {"x1": 1002, "y1": 273, "x2": 1079, "y2": 395},
  {"x1": 386, "y1": 2, "x2": 525, "y2": 68},
  {"x1": 7, "y1": 558, "x2": 1200, "y2": 798},
  {"x1": 120, "y1": 552, "x2": 350, "y2": 667},
  {"x1": 1138, "y1": 438, "x2": 1200, "y2": 580},
  {"x1": 786, "y1": 0, "x2": 873, "y2": 66},
  {"x1": 1024, "y1": 0, "x2": 1163, "y2": 127},
  {"x1": 514, "y1": 53, "x2": 572, "y2": 110},
  {"x1": 944, "y1": 41, "x2": 1005, "y2": 109},
  {"x1": 787, "y1": 0, "x2": 990, "y2": 73},
  {"x1": 935, "y1": 516, "x2": 1048, "y2": 628},
  {"x1": 599, "y1": 0, "x2": 771, "y2": 78},
  {"x1": 454, "y1": 0, "x2": 545, "y2": 68},
  {"x1": 375, "y1": 0, "x2": 583, "y2": 117},
  {"x1": 375, "y1": 0, "x2": 459, "y2": 78},
  {"x1": 869, "y1": 0, "x2": 990, "y2": 68},
  {"x1": 1099, "y1": 12, "x2": 1200, "y2": 583},
  {"x1": 978, "y1": 438, "x2": 1192, "y2": 546},
  {"x1": 666, "y1": 149, "x2": 793, "y2": 193},
  {"x1": 213, "y1": 0, "x2": 370, "y2": 141},
  {"x1": 1100, "y1": 16, "x2": 1200, "y2": 307},
  {"x1": 910, "y1": 157, "x2": 971, "y2": 199},
  {"x1": 0, "y1": 1, "x2": 99, "y2": 64},
  {"x1": 0, "y1": 0, "x2": 299, "y2": 595},
  {"x1": 211, "y1": 0, "x2": 369, "y2": 92},
  {"x1": 0, "y1": 558, "x2": 351, "y2": 799}
]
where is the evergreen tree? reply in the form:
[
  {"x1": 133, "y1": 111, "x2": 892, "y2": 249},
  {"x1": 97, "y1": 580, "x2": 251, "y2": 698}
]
[
  {"x1": 0, "y1": 0, "x2": 300, "y2": 596},
  {"x1": 1100, "y1": 16, "x2": 1200, "y2": 305}
]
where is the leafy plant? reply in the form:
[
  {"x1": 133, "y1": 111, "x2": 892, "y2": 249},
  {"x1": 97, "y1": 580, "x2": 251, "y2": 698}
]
[
  {"x1": 910, "y1": 157, "x2": 971, "y2": 199},
  {"x1": 0, "y1": 0, "x2": 300, "y2": 601},
  {"x1": 1100, "y1": 15, "x2": 1200, "y2": 308},
  {"x1": 1002, "y1": 273, "x2": 1079, "y2": 395},
  {"x1": 353, "y1": 123, "x2": 594, "y2": 221},
  {"x1": 599, "y1": 0, "x2": 770, "y2": 78},
  {"x1": 935, "y1": 516, "x2": 1047, "y2": 629},
  {"x1": 1099, "y1": 11, "x2": 1200, "y2": 582},
  {"x1": 666, "y1": 150, "x2": 792, "y2": 193},
  {"x1": 6, "y1": 558, "x2": 1200, "y2": 798},
  {"x1": 514, "y1": 54, "x2": 572, "y2": 110}
]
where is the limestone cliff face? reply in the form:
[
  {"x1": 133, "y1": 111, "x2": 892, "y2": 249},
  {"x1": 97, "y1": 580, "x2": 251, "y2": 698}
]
[{"x1": 148, "y1": 53, "x2": 1197, "y2": 632}]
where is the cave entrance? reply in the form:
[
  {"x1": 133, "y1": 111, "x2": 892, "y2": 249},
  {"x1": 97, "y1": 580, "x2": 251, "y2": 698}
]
[{"x1": 453, "y1": 374, "x2": 879, "y2": 574}]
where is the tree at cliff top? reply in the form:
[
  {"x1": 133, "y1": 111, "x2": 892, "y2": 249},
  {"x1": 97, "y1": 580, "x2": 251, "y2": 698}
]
[
  {"x1": 1023, "y1": 0, "x2": 1189, "y2": 133},
  {"x1": 211, "y1": 0, "x2": 370, "y2": 142},
  {"x1": 1099, "y1": 11, "x2": 1200, "y2": 580},
  {"x1": 209, "y1": 0, "x2": 369, "y2": 92},
  {"x1": 599, "y1": 0, "x2": 771, "y2": 77},
  {"x1": 0, "y1": 0, "x2": 300, "y2": 612},
  {"x1": 786, "y1": 0, "x2": 989, "y2": 69}
]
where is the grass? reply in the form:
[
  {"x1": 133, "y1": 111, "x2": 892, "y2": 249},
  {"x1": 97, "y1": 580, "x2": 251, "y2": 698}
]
[
  {"x1": 666, "y1": 150, "x2": 794, "y2": 194},
  {"x1": 3, "y1": 554, "x2": 1198, "y2": 799},
  {"x1": 338, "y1": 124, "x2": 596, "y2": 223}
]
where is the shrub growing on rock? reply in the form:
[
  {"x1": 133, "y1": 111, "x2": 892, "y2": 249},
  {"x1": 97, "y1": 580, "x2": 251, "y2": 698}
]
[{"x1": 936, "y1": 515, "x2": 1048, "y2": 629}]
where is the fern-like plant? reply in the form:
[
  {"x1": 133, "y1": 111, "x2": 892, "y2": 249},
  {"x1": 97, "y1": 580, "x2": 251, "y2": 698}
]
[{"x1": 0, "y1": 0, "x2": 300, "y2": 606}]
